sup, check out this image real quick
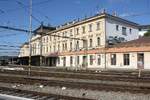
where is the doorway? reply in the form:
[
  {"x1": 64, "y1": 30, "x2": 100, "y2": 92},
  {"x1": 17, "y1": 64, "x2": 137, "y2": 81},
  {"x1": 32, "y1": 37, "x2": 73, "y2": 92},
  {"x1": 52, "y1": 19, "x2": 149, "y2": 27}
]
[
  {"x1": 63, "y1": 57, "x2": 66, "y2": 67},
  {"x1": 82, "y1": 56, "x2": 87, "y2": 68},
  {"x1": 137, "y1": 53, "x2": 144, "y2": 69}
]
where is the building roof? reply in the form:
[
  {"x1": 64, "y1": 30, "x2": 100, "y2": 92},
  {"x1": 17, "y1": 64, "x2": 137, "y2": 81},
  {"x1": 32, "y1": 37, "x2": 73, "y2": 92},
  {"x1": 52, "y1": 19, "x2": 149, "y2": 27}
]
[
  {"x1": 33, "y1": 24, "x2": 56, "y2": 35},
  {"x1": 139, "y1": 25, "x2": 150, "y2": 31},
  {"x1": 110, "y1": 37, "x2": 150, "y2": 48},
  {"x1": 20, "y1": 42, "x2": 29, "y2": 48}
]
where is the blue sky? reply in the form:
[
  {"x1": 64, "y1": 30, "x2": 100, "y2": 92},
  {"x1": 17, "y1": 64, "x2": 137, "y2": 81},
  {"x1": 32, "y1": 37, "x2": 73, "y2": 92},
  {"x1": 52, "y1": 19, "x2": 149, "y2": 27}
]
[{"x1": 0, "y1": 0, "x2": 150, "y2": 56}]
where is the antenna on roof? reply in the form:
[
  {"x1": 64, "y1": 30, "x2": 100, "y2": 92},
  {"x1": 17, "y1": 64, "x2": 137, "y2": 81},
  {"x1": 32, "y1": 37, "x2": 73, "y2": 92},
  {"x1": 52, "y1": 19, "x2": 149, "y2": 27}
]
[
  {"x1": 77, "y1": 18, "x2": 80, "y2": 22},
  {"x1": 41, "y1": 21, "x2": 44, "y2": 26},
  {"x1": 96, "y1": 5, "x2": 100, "y2": 14},
  {"x1": 84, "y1": 14, "x2": 87, "y2": 19},
  {"x1": 101, "y1": 9, "x2": 106, "y2": 14},
  {"x1": 113, "y1": 11, "x2": 117, "y2": 16}
]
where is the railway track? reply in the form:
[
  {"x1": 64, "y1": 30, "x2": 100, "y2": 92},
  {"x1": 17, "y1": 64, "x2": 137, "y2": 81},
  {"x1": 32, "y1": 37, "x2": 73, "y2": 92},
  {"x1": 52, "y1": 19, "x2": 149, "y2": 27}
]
[
  {"x1": 1, "y1": 65, "x2": 150, "y2": 94},
  {"x1": 0, "y1": 86, "x2": 92, "y2": 100},
  {"x1": 0, "y1": 73, "x2": 150, "y2": 94},
  {"x1": 0, "y1": 69, "x2": 150, "y2": 83},
  {"x1": 4, "y1": 65, "x2": 150, "y2": 77}
]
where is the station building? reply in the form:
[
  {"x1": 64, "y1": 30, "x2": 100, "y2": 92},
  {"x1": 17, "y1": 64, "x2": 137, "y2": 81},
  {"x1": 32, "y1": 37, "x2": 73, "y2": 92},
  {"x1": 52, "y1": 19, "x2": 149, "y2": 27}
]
[{"x1": 18, "y1": 12, "x2": 150, "y2": 69}]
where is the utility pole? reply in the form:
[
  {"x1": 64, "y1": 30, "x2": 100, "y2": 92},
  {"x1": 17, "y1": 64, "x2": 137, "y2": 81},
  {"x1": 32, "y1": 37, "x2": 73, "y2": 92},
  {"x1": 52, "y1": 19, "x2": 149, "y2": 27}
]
[
  {"x1": 28, "y1": 0, "x2": 32, "y2": 76},
  {"x1": 40, "y1": 23, "x2": 43, "y2": 67}
]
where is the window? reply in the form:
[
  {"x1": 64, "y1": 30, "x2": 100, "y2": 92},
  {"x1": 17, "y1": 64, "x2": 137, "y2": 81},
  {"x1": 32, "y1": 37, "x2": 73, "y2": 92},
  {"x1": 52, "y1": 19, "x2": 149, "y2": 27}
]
[
  {"x1": 96, "y1": 22, "x2": 100, "y2": 30},
  {"x1": 89, "y1": 39, "x2": 93, "y2": 47},
  {"x1": 97, "y1": 37, "x2": 101, "y2": 46},
  {"x1": 83, "y1": 40, "x2": 87, "y2": 48},
  {"x1": 63, "y1": 57, "x2": 66, "y2": 66},
  {"x1": 70, "y1": 56, "x2": 73, "y2": 65},
  {"x1": 70, "y1": 42, "x2": 72, "y2": 50},
  {"x1": 97, "y1": 55, "x2": 101, "y2": 65},
  {"x1": 65, "y1": 31, "x2": 67, "y2": 36},
  {"x1": 82, "y1": 26, "x2": 85, "y2": 33},
  {"x1": 137, "y1": 53, "x2": 144, "y2": 68},
  {"x1": 62, "y1": 43, "x2": 64, "y2": 50},
  {"x1": 111, "y1": 54, "x2": 116, "y2": 65},
  {"x1": 63, "y1": 32, "x2": 65, "y2": 36},
  {"x1": 124, "y1": 54, "x2": 130, "y2": 65},
  {"x1": 76, "y1": 41, "x2": 79, "y2": 50},
  {"x1": 53, "y1": 46, "x2": 55, "y2": 52},
  {"x1": 76, "y1": 28, "x2": 79, "y2": 35},
  {"x1": 58, "y1": 44, "x2": 60, "y2": 52},
  {"x1": 49, "y1": 36, "x2": 51, "y2": 41},
  {"x1": 46, "y1": 46, "x2": 48, "y2": 52},
  {"x1": 129, "y1": 29, "x2": 132, "y2": 34},
  {"x1": 65, "y1": 43, "x2": 67, "y2": 50},
  {"x1": 47, "y1": 37, "x2": 49, "y2": 42},
  {"x1": 70, "y1": 29, "x2": 73, "y2": 36},
  {"x1": 49, "y1": 46, "x2": 51, "y2": 52},
  {"x1": 116, "y1": 25, "x2": 119, "y2": 31},
  {"x1": 77, "y1": 56, "x2": 80, "y2": 65},
  {"x1": 90, "y1": 55, "x2": 93, "y2": 65},
  {"x1": 122, "y1": 27, "x2": 127, "y2": 35},
  {"x1": 89, "y1": 24, "x2": 92, "y2": 32}
]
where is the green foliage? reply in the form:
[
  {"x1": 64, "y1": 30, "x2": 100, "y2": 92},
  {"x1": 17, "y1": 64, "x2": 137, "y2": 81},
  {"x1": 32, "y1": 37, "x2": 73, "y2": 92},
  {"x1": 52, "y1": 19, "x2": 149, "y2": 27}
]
[{"x1": 144, "y1": 29, "x2": 150, "y2": 37}]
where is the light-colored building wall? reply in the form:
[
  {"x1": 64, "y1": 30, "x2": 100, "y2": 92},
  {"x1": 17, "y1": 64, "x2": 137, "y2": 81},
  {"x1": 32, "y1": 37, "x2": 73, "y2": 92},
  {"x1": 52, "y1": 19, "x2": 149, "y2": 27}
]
[
  {"x1": 18, "y1": 43, "x2": 29, "y2": 57},
  {"x1": 105, "y1": 52, "x2": 150, "y2": 69},
  {"x1": 20, "y1": 13, "x2": 146, "y2": 69},
  {"x1": 106, "y1": 18, "x2": 139, "y2": 41},
  {"x1": 144, "y1": 52, "x2": 150, "y2": 69},
  {"x1": 106, "y1": 53, "x2": 137, "y2": 69}
]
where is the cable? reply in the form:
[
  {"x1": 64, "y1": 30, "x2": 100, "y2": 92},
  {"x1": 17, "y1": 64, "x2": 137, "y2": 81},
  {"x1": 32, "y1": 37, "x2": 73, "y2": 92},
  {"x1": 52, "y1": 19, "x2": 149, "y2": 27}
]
[
  {"x1": 0, "y1": 45, "x2": 21, "y2": 48},
  {"x1": 0, "y1": 48, "x2": 20, "y2": 50},
  {"x1": 0, "y1": 0, "x2": 52, "y2": 15},
  {"x1": 0, "y1": 41, "x2": 24, "y2": 45},
  {"x1": 16, "y1": 0, "x2": 42, "y2": 24},
  {"x1": 0, "y1": 33, "x2": 26, "y2": 38},
  {"x1": 120, "y1": 12, "x2": 150, "y2": 17}
]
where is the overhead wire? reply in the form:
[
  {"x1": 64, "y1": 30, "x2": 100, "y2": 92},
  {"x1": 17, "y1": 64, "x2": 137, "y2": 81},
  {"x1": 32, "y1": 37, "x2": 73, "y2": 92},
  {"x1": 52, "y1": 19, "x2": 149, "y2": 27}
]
[{"x1": 15, "y1": 0, "x2": 42, "y2": 24}]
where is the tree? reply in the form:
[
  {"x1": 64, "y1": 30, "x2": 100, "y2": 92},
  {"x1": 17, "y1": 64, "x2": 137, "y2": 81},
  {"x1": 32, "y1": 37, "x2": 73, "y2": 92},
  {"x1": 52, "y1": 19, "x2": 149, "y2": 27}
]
[{"x1": 144, "y1": 29, "x2": 150, "y2": 37}]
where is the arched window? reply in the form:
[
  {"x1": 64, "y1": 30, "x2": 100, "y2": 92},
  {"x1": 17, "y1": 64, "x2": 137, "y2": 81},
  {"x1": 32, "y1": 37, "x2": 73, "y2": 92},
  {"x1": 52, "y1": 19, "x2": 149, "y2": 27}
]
[
  {"x1": 70, "y1": 42, "x2": 72, "y2": 50},
  {"x1": 97, "y1": 37, "x2": 101, "y2": 46},
  {"x1": 89, "y1": 39, "x2": 92, "y2": 47},
  {"x1": 76, "y1": 41, "x2": 79, "y2": 50}
]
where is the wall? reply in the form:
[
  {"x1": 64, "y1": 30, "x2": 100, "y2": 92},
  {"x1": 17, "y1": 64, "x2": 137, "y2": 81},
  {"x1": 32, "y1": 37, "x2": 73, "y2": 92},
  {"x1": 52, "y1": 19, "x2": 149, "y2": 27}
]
[{"x1": 106, "y1": 18, "x2": 139, "y2": 41}]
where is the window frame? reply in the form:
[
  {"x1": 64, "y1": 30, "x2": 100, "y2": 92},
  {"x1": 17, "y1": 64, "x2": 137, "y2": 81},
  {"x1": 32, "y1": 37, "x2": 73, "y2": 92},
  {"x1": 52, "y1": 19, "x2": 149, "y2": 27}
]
[
  {"x1": 123, "y1": 54, "x2": 130, "y2": 65},
  {"x1": 116, "y1": 25, "x2": 119, "y2": 31},
  {"x1": 111, "y1": 54, "x2": 116, "y2": 65},
  {"x1": 122, "y1": 27, "x2": 127, "y2": 35},
  {"x1": 89, "y1": 39, "x2": 93, "y2": 48},
  {"x1": 97, "y1": 37, "x2": 101, "y2": 46},
  {"x1": 89, "y1": 24, "x2": 92, "y2": 32},
  {"x1": 90, "y1": 55, "x2": 93, "y2": 65},
  {"x1": 82, "y1": 26, "x2": 85, "y2": 34},
  {"x1": 96, "y1": 22, "x2": 100, "y2": 30},
  {"x1": 97, "y1": 55, "x2": 101, "y2": 65}
]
